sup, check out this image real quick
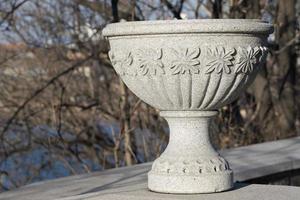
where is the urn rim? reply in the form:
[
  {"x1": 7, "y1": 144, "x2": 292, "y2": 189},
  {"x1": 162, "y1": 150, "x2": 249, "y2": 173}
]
[{"x1": 103, "y1": 19, "x2": 273, "y2": 37}]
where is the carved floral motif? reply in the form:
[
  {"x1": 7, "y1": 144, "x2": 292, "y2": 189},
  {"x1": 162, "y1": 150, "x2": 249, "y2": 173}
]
[
  {"x1": 205, "y1": 47, "x2": 235, "y2": 74},
  {"x1": 170, "y1": 48, "x2": 201, "y2": 74},
  {"x1": 109, "y1": 46, "x2": 268, "y2": 76},
  {"x1": 108, "y1": 51, "x2": 135, "y2": 75},
  {"x1": 136, "y1": 48, "x2": 165, "y2": 75},
  {"x1": 259, "y1": 46, "x2": 268, "y2": 63},
  {"x1": 235, "y1": 46, "x2": 260, "y2": 74}
]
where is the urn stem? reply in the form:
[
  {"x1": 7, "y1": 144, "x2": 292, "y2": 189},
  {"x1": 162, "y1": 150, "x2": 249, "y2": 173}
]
[{"x1": 161, "y1": 111, "x2": 219, "y2": 158}]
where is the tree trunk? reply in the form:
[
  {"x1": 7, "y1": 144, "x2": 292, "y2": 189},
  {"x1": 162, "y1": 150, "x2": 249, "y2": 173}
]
[
  {"x1": 119, "y1": 80, "x2": 133, "y2": 166},
  {"x1": 271, "y1": 0, "x2": 296, "y2": 137}
]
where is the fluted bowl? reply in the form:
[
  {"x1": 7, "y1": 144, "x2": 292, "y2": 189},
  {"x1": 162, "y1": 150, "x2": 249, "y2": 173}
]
[{"x1": 103, "y1": 19, "x2": 273, "y2": 111}]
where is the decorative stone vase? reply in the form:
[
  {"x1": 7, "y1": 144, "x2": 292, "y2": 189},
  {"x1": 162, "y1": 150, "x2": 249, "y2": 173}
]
[{"x1": 103, "y1": 19, "x2": 273, "y2": 194}]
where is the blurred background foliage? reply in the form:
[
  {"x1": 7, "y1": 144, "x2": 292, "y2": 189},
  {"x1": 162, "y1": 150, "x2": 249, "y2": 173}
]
[{"x1": 0, "y1": 0, "x2": 299, "y2": 191}]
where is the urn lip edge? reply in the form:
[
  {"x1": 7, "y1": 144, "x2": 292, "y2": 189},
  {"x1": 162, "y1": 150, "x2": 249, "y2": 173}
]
[{"x1": 103, "y1": 19, "x2": 273, "y2": 37}]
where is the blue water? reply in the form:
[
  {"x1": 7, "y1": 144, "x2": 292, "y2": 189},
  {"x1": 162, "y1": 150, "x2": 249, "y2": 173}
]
[{"x1": 0, "y1": 121, "x2": 168, "y2": 191}]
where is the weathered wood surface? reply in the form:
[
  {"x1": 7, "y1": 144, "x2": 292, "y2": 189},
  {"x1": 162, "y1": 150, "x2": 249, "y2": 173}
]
[{"x1": 1, "y1": 137, "x2": 300, "y2": 200}]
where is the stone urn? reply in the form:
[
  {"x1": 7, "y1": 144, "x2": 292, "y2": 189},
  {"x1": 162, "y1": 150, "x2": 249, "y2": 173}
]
[{"x1": 103, "y1": 19, "x2": 273, "y2": 194}]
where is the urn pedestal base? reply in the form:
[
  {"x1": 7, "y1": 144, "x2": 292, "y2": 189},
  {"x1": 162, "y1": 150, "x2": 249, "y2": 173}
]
[{"x1": 148, "y1": 111, "x2": 233, "y2": 194}]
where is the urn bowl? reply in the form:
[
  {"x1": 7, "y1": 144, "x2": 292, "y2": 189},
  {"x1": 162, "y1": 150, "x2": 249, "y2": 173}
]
[{"x1": 103, "y1": 19, "x2": 272, "y2": 111}]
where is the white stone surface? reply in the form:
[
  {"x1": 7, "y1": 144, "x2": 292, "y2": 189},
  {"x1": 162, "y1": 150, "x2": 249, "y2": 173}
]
[
  {"x1": 1, "y1": 136, "x2": 300, "y2": 200},
  {"x1": 225, "y1": 136, "x2": 300, "y2": 181},
  {"x1": 60, "y1": 184, "x2": 300, "y2": 200},
  {"x1": 103, "y1": 19, "x2": 273, "y2": 193}
]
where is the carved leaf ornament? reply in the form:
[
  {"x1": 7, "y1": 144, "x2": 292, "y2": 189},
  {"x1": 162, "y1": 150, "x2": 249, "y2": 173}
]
[{"x1": 109, "y1": 46, "x2": 268, "y2": 76}]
